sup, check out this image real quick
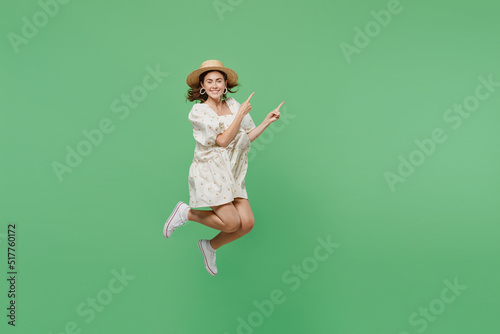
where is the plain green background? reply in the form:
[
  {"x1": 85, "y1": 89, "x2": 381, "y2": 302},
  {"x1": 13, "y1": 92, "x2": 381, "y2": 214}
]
[{"x1": 2, "y1": 0, "x2": 500, "y2": 333}]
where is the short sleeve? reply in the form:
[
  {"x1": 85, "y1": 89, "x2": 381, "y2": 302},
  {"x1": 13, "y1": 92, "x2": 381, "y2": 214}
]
[
  {"x1": 189, "y1": 106, "x2": 223, "y2": 147},
  {"x1": 242, "y1": 114, "x2": 257, "y2": 133},
  {"x1": 229, "y1": 98, "x2": 257, "y2": 133}
]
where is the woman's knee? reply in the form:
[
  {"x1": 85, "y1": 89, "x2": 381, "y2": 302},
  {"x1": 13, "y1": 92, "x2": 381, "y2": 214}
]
[
  {"x1": 211, "y1": 203, "x2": 241, "y2": 232},
  {"x1": 223, "y1": 216, "x2": 241, "y2": 233},
  {"x1": 239, "y1": 217, "x2": 255, "y2": 235}
]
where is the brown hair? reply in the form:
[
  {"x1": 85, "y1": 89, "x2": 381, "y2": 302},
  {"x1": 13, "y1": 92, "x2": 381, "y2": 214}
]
[{"x1": 185, "y1": 70, "x2": 240, "y2": 103}]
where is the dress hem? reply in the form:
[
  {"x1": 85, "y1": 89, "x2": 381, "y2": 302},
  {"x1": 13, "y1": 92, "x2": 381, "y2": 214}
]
[{"x1": 189, "y1": 195, "x2": 248, "y2": 209}]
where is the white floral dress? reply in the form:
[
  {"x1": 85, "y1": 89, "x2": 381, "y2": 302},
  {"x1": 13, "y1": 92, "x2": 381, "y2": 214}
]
[{"x1": 188, "y1": 97, "x2": 257, "y2": 208}]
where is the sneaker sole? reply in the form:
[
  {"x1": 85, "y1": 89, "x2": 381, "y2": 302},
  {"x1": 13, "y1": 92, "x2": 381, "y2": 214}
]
[
  {"x1": 163, "y1": 201, "x2": 183, "y2": 238},
  {"x1": 198, "y1": 240, "x2": 217, "y2": 276}
]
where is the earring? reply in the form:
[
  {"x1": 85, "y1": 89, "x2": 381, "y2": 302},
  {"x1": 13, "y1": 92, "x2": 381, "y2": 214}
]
[
  {"x1": 223, "y1": 87, "x2": 227, "y2": 94},
  {"x1": 200, "y1": 88, "x2": 206, "y2": 95}
]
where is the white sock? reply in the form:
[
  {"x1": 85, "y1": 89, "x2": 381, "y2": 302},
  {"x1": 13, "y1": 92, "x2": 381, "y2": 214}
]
[
  {"x1": 181, "y1": 205, "x2": 190, "y2": 222},
  {"x1": 206, "y1": 240, "x2": 216, "y2": 252}
]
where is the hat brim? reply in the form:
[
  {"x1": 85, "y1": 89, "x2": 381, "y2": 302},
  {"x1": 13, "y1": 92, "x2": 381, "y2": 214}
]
[{"x1": 186, "y1": 66, "x2": 238, "y2": 89}]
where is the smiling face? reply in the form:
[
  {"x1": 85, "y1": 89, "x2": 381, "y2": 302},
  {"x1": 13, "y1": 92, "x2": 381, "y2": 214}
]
[{"x1": 200, "y1": 71, "x2": 226, "y2": 99}]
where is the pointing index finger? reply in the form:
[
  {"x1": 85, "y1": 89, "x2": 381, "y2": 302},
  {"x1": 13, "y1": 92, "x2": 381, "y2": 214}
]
[{"x1": 247, "y1": 92, "x2": 255, "y2": 102}]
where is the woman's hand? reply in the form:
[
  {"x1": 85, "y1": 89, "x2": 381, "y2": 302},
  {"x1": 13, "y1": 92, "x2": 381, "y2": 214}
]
[
  {"x1": 264, "y1": 101, "x2": 285, "y2": 124},
  {"x1": 238, "y1": 92, "x2": 255, "y2": 116}
]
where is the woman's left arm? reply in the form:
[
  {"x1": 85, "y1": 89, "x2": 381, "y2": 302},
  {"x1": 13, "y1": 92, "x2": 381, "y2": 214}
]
[{"x1": 247, "y1": 101, "x2": 285, "y2": 143}]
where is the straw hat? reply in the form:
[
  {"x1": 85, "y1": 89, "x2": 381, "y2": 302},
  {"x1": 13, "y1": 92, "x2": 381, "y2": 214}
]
[{"x1": 186, "y1": 60, "x2": 238, "y2": 89}]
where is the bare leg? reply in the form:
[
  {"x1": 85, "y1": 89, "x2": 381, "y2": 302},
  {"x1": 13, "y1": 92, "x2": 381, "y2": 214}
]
[
  {"x1": 210, "y1": 198, "x2": 255, "y2": 250},
  {"x1": 188, "y1": 203, "x2": 240, "y2": 233}
]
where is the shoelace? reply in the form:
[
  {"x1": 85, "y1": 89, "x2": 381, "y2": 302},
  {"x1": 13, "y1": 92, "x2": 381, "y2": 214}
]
[
  {"x1": 169, "y1": 220, "x2": 186, "y2": 231},
  {"x1": 210, "y1": 251, "x2": 216, "y2": 267}
]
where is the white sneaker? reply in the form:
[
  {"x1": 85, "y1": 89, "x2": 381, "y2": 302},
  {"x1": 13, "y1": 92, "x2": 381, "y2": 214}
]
[
  {"x1": 163, "y1": 201, "x2": 190, "y2": 238},
  {"x1": 198, "y1": 239, "x2": 217, "y2": 276}
]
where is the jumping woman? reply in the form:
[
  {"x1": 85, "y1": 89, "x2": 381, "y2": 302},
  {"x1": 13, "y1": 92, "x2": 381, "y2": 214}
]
[{"x1": 163, "y1": 59, "x2": 285, "y2": 275}]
